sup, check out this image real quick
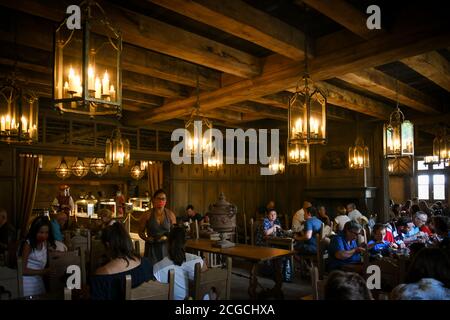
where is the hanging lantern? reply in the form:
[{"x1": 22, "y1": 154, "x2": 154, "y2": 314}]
[
  {"x1": 383, "y1": 107, "x2": 414, "y2": 158},
  {"x1": 288, "y1": 75, "x2": 327, "y2": 145},
  {"x1": 204, "y1": 153, "x2": 223, "y2": 172},
  {"x1": 140, "y1": 160, "x2": 152, "y2": 171},
  {"x1": 105, "y1": 128, "x2": 130, "y2": 167},
  {"x1": 269, "y1": 155, "x2": 285, "y2": 174},
  {"x1": 433, "y1": 130, "x2": 449, "y2": 162},
  {"x1": 71, "y1": 157, "x2": 89, "y2": 178},
  {"x1": 0, "y1": 76, "x2": 38, "y2": 144},
  {"x1": 55, "y1": 157, "x2": 71, "y2": 179},
  {"x1": 185, "y1": 70, "x2": 213, "y2": 157},
  {"x1": 348, "y1": 138, "x2": 370, "y2": 169},
  {"x1": 53, "y1": 1, "x2": 122, "y2": 118},
  {"x1": 90, "y1": 157, "x2": 109, "y2": 176},
  {"x1": 130, "y1": 161, "x2": 144, "y2": 180},
  {"x1": 287, "y1": 142, "x2": 309, "y2": 164}
]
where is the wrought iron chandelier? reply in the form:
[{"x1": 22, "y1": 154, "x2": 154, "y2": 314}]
[
  {"x1": 53, "y1": 0, "x2": 122, "y2": 118},
  {"x1": 349, "y1": 138, "x2": 370, "y2": 169},
  {"x1": 288, "y1": 10, "x2": 326, "y2": 151},
  {"x1": 55, "y1": 157, "x2": 71, "y2": 179},
  {"x1": 130, "y1": 161, "x2": 145, "y2": 180},
  {"x1": 348, "y1": 119, "x2": 369, "y2": 169},
  {"x1": 90, "y1": 157, "x2": 109, "y2": 176},
  {"x1": 71, "y1": 157, "x2": 89, "y2": 178},
  {"x1": 383, "y1": 78, "x2": 414, "y2": 158},
  {"x1": 433, "y1": 128, "x2": 449, "y2": 163},
  {"x1": 269, "y1": 155, "x2": 285, "y2": 174},
  {"x1": 288, "y1": 142, "x2": 309, "y2": 164},
  {"x1": 185, "y1": 68, "x2": 212, "y2": 157},
  {"x1": 0, "y1": 74, "x2": 38, "y2": 144},
  {"x1": 105, "y1": 128, "x2": 130, "y2": 167}
]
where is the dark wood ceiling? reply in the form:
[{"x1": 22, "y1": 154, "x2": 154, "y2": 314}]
[{"x1": 0, "y1": 0, "x2": 449, "y2": 136}]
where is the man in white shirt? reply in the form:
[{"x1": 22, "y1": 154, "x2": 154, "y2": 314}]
[
  {"x1": 292, "y1": 201, "x2": 312, "y2": 232},
  {"x1": 346, "y1": 203, "x2": 363, "y2": 221}
]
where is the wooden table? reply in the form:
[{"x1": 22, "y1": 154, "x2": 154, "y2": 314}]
[
  {"x1": 186, "y1": 239, "x2": 294, "y2": 299},
  {"x1": 266, "y1": 237, "x2": 295, "y2": 275}
]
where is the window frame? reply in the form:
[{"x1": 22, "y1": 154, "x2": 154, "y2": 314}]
[{"x1": 416, "y1": 159, "x2": 448, "y2": 202}]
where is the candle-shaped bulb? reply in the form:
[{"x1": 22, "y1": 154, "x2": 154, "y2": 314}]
[
  {"x1": 95, "y1": 77, "x2": 101, "y2": 99},
  {"x1": 110, "y1": 85, "x2": 115, "y2": 101},
  {"x1": 88, "y1": 65, "x2": 95, "y2": 91},
  {"x1": 102, "y1": 70, "x2": 110, "y2": 95},
  {"x1": 0, "y1": 116, "x2": 5, "y2": 132}
]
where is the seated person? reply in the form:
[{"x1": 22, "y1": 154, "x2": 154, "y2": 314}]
[
  {"x1": 413, "y1": 211, "x2": 432, "y2": 236},
  {"x1": 367, "y1": 223, "x2": 398, "y2": 256},
  {"x1": 392, "y1": 216, "x2": 412, "y2": 247},
  {"x1": 324, "y1": 270, "x2": 373, "y2": 300},
  {"x1": 294, "y1": 207, "x2": 323, "y2": 255},
  {"x1": 292, "y1": 201, "x2": 312, "y2": 233},
  {"x1": 90, "y1": 222, "x2": 152, "y2": 300},
  {"x1": 333, "y1": 206, "x2": 350, "y2": 233},
  {"x1": 327, "y1": 221, "x2": 366, "y2": 272},
  {"x1": 430, "y1": 215, "x2": 450, "y2": 250},
  {"x1": 50, "y1": 211, "x2": 68, "y2": 242},
  {"x1": 0, "y1": 208, "x2": 15, "y2": 259},
  {"x1": 19, "y1": 216, "x2": 55, "y2": 297},
  {"x1": 346, "y1": 203, "x2": 363, "y2": 222},
  {"x1": 182, "y1": 205, "x2": 203, "y2": 223},
  {"x1": 391, "y1": 247, "x2": 450, "y2": 300},
  {"x1": 317, "y1": 205, "x2": 331, "y2": 226},
  {"x1": 256, "y1": 208, "x2": 281, "y2": 246},
  {"x1": 98, "y1": 208, "x2": 116, "y2": 228},
  {"x1": 153, "y1": 226, "x2": 206, "y2": 300}
]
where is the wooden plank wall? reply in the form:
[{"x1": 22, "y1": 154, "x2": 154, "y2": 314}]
[{"x1": 169, "y1": 163, "x2": 306, "y2": 230}]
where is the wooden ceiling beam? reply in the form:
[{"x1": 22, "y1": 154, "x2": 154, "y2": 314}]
[
  {"x1": 401, "y1": 51, "x2": 450, "y2": 92},
  {"x1": 0, "y1": 0, "x2": 261, "y2": 78},
  {"x1": 149, "y1": 0, "x2": 312, "y2": 60},
  {"x1": 0, "y1": 12, "x2": 221, "y2": 90},
  {"x1": 127, "y1": 8, "x2": 450, "y2": 124},
  {"x1": 299, "y1": 0, "x2": 381, "y2": 39},
  {"x1": 338, "y1": 68, "x2": 441, "y2": 114}
]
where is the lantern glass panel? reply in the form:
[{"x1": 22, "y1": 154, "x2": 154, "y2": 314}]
[
  {"x1": 401, "y1": 120, "x2": 414, "y2": 155},
  {"x1": 288, "y1": 142, "x2": 309, "y2": 164}
]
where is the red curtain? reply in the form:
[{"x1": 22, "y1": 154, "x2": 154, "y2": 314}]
[
  {"x1": 147, "y1": 161, "x2": 163, "y2": 197},
  {"x1": 17, "y1": 154, "x2": 40, "y2": 239}
]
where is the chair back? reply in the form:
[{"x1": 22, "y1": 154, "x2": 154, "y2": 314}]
[
  {"x1": 191, "y1": 256, "x2": 232, "y2": 300},
  {"x1": 310, "y1": 266, "x2": 325, "y2": 300},
  {"x1": 125, "y1": 269, "x2": 175, "y2": 300},
  {"x1": 134, "y1": 240, "x2": 141, "y2": 257},
  {"x1": 70, "y1": 232, "x2": 90, "y2": 256},
  {"x1": 48, "y1": 249, "x2": 86, "y2": 298},
  {"x1": 90, "y1": 238, "x2": 107, "y2": 274},
  {"x1": 16, "y1": 257, "x2": 24, "y2": 298}
]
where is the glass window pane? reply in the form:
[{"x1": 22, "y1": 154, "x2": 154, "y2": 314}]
[
  {"x1": 417, "y1": 160, "x2": 428, "y2": 170},
  {"x1": 418, "y1": 175, "x2": 429, "y2": 184},
  {"x1": 433, "y1": 174, "x2": 445, "y2": 184},
  {"x1": 418, "y1": 185, "x2": 429, "y2": 200},
  {"x1": 433, "y1": 185, "x2": 445, "y2": 200},
  {"x1": 433, "y1": 162, "x2": 445, "y2": 169}
]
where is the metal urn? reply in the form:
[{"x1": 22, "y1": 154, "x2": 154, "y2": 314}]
[{"x1": 207, "y1": 193, "x2": 237, "y2": 247}]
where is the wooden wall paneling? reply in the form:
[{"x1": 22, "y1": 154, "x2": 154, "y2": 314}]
[
  {"x1": 0, "y1": 179, "x2": 15, "y2": 224},
  {"x1": 189, "y1": 180, "x2": 204, "y2": 215},
  {"x1": 171, "y1": 181, "x2": 189, "y2": 216},
  {"x1": 203, "y1": 181, "x2": 219, "y2": 214},
  {"x1": 190, "y1": 164, "x2": 204, "y2": 179}
]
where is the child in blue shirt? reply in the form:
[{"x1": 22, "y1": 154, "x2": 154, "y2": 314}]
[{"x1": 367, "y1": 223, "x2": 398, "y2": 256}]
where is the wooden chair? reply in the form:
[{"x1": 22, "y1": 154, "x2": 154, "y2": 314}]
[
  {"x1": 16, "y1": 257, "x2": 24, "y2": 298},
  {"x1": 48, "y1": 249, "x2": 86, "y2": 298},
  {"x1": 250, "y1": 218, "x2": 255, "y2": 246},
  {"x1": 125, "y1": 269, "x2": 175, "y2": 300},
  {"x1": 70, "y1": 232, "x2": 90, "y2": 256},
  {"x1": 90, "y1": 238, "x2": 107, "y2": 274},
  {"x1": 311, "y1": 266, "x2": 325, "y2": 300},
  {"x1": 134, "y1": 240, "x2": 141, "y2": 257},
  {"x1": 191, "y1": 256, "x2": 232, "y2": 300}
]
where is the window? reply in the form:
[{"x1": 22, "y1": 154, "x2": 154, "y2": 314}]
[{"x1": 416, "y1": 159, "x2": 448, "y2": 201}]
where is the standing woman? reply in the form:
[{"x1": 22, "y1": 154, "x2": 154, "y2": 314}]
[
  {"x1": 138, "y1": 189, "x2": 176, "y2": 265},
  {"x1": 20, "y1": 216, "x2": 56, "y2": 297}
]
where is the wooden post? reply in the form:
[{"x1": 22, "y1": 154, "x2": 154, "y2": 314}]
[
  {"x1": 250, "y1": 218, "x2": 254, "y2": 246},
  {"x1": 243, "y1": 212, "x2": 247, "y2": 245},
  {"x1": 195, "y1": 219, "x2": 199, "y2": 240}
]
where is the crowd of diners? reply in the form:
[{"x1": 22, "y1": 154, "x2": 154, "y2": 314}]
[
  {"x1": 1, "y1": 194, "x2": 449, "y2": 300},
  {"x1": 0, "y1": 189, "x2": 214, "y2": 300},
  {"x1": 256, "y1": 198, "x2": 450, "y2": 300}
]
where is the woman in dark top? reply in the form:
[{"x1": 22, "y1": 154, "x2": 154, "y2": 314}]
[
  {"x1": 90, "y1": 222, "x2": 152, "y2": 300},
  {"x1": 138, "y1": 189, "x2": 177, "y2": 265}
]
